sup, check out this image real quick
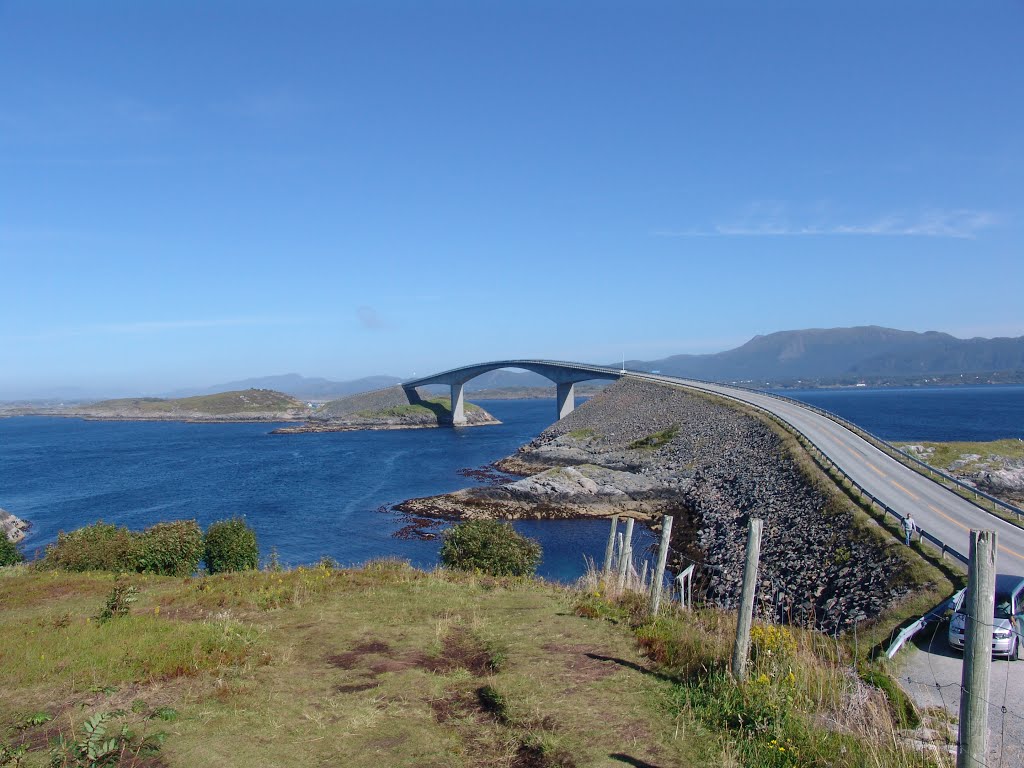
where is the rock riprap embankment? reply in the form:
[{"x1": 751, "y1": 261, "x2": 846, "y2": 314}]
[
  {"x1": 1, "y1": 508, "x2": 29, "y2": 543},
  {"x1": 274, "y1": 386, "x2": 500, "y2": 433},
  {"x1": 400, "y1": 378, "x2": 912, "y2": 633}
]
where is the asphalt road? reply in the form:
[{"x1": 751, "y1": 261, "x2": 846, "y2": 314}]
[
  {"x1": 638, "y1": 373, "x2": 1024, "y2": 572},
  {"x1": 902, "y1": 618, "x2": 1024, "y2": 767}
]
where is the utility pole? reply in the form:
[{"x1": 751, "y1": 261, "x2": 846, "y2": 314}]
[
  {"x1": 731, "y1": 518, "x2": 763, "y2": 682},
  {"x1": 650, "y1": 515, "x2": 674, "y2": 615},
  {"x1": 957, "y1": 529, "x2": 997, "y2": 768}
]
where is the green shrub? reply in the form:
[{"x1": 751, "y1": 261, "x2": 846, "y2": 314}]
[
  {"x1": 628, "y1": 425, "x2": 679, "y2": 450},
  {"x1": 137, "y1": 520, "x2": 203, "y2": 576},
  {"x1": 439, "y1": 520, "x2": 541, "y2": 577},
  {"x1": 0, "y1": 536, "x2": 23, "y2": 567},
  {"x1": 43, "y1": 522, "x2": 140, "y2": 572},
  {"x1": 43, "y1": 520, "x2": 203, "y2": 575},
  {"x1": 204, "y1": 518, "x2": 259, "y2": 574},
  {"x1": 861, "y1": 668, "x2": 921, "y2": 728},
  {"x1": 95, "y1": 578, "x2": 140, "y2": 622}
]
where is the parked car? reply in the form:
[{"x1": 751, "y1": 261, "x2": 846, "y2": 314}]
[{"x1": 948, "y1": 574, "x2": 1024, "y2": 659}]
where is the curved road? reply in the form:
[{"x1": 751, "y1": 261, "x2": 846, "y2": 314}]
[
  {"x1": 633, "y1": 371, "x2": 1024, "y2": 570},
  {"x1": 406, "y1": 359, "x2": 1024, "y2": 569}
]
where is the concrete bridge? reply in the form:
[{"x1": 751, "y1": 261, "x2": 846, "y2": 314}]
[{"x1": 402, "y1": 359, "x2": 624, "y2": 425}]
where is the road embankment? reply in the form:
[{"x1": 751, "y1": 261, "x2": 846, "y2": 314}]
[{"x1": 399, "y1": 378, "x2": 917, "y2": 633}]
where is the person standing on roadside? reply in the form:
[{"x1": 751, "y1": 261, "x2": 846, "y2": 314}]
[{"x1": 902, "y1": 514, "x2": 916, "y2": 546}]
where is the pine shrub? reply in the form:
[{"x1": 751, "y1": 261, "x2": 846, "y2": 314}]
[
  {"x1": 204, "y1": 518, "x2": 259, "y2": 574},
  {"x1": 439, "y1": 520, "x2": 541, "y2": 577}
]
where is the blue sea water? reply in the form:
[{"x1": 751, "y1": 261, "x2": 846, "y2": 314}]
[
  {"x1": 1, "y1": 386, "x2": 1021, "y2": 578},
  {"x1": 0, "y1": 399, "x2": 647, "y2": 581},
  {"x1": 778, "y1": 384, "x2": 1024, "y2": 442}
]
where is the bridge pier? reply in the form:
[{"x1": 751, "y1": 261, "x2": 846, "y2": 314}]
[
  {"x1": 556, "y1": 382, "x2": 575, "y2": 420},
  {"x1": 450, "y1": 382, "x2": 466, "y2": 426}
]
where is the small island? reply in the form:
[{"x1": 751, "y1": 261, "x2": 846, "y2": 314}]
[
  {"x1": 272, "y1": 386, "x2": 500, "y2": 434},
  {"x1": 19, "y1": 389, "x2": 313, "y2": 423}
]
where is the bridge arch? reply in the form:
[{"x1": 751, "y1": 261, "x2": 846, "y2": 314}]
[{"x1": 402, "y1": 359, "x2": 624, "y2": 425}]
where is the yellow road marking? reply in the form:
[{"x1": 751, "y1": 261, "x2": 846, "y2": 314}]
[
  {"x1": 1000, "y1": 547, "x2": 1024, "y2": 562},
  {"x1": 928, "y1": 504, "x2": 969, "y2": 532},
  {"x1": 891, "y1": 480, "x2": 919, "y2": 501},
  {"x1": 865, "y1": 460, "x2": 886, "y2": 477},
  {"x1": 927, "y1": 504, "x2": 1024, "y2": 562}
]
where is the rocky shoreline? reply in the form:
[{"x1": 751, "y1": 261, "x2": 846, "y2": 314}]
[
  {"x1": 399, "y1": 378, "x2": 914, "y2": 633},
  {"x1": 1, "y1": 508, "x2": 30, "y2": 544},
  {"x1": 273, "y1": 421, "x2": 495, "y2": 435},
  {"x1": 901, "y1": 441, "x2": 1024, "y2": 507}
]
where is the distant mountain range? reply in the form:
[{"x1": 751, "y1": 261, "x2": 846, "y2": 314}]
[
  {"x1": 5, "y1": 326, "x2": 1022, "y2": 404},
  {"x1": 173, "y1": 368, "x2": 562, "y2": 400},
  {"x1": 626, "y1": 326, "x2": 1024, "y2": 386}
]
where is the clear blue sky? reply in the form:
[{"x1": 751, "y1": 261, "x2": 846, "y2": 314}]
[{"x1": 2, "y1": 1, "x2": 1022, "y2": 397}]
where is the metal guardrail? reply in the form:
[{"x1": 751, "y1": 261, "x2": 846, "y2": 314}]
[
  {"x1": 629, "y1": 371, "x2": 972, "y2": 566},
  {"x1": 738, "y1": 386, "x2": 1024, "y2": 523},
  {"x1": 885, "y1": 588, "x2": 966, "y2": 658}
]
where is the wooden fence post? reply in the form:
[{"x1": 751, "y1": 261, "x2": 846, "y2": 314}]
[
  {"x1": 731, "y1": 518, "x2": 763, "y2": 682},
  {"x1": 602, "y1": 515, "x2": 619, "y2": 580},
  {"x1": 616, "y1": 518, "x2": 635, "y2": 591},
  {"x1": 957, "y1": 529, "x2": 997, "y2": 768},
  {"x1": 650, "y1": 515, "x2": 674, "y2": 615}
]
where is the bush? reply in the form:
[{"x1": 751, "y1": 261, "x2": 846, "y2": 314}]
[
  {"x1": 0, "y1": 536, "x2": 23, "y2": 566},
  {"x1": 137, "y1": 520, "x2": 203, "y2": 576},
  {"x1": 204, "y1": 518, "x2": 259, "y2": 574},
  {"x1": 439, "y1": 520, "x2": 541, "y2": 577},
  {"x1": 44, "y1": 522, "x2": 140, "y2": 572},
  {"x1": 43, "y1": 520, "x2": 203, "y2": 575}
]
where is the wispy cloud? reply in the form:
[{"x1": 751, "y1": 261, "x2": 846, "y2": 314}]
[
  {"x1": 656, "y1": 209, "x2": 998, "y2": 240},
  {"x1": 4, "y1": 316, "x2": 302, "y2": 343}
]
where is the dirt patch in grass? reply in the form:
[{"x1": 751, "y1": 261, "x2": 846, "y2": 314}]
[
  {"x1": 326, "y1": 651, "x2": 364, "y2": 669},
  {"x1": 334, "y1": 681, "x2": 380, "y2": 694},
  {"x1": 369, "y1": 658, "x2": 421, "y2": 675},
  {"x1": 327, "y1": 629, "x2": 495, "y2": 678},
  {"x1": 512, "y1": 741, "x2": 578, "y2": 768},
  {"x1": 429, "y1": 687, "x2": 488, "y2": 725},
  {"x1": 541, "y1": 642, "x2": 620, "y2": 688},
  {"x1": 427, "y1": 628, "x2": 496, "y2": 676}
]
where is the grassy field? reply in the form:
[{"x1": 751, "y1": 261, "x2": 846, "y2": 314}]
[{"x1": 0, "y1": 560, "x2": 949, "y2": 768}]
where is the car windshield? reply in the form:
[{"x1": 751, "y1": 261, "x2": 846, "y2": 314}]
[{"x1": 995, "y1": 592, "x2": 1012, "y2": 620}]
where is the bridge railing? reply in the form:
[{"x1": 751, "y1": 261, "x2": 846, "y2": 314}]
[
  {"x1": 630, "y1": 371, "x2": 971, "y2": 565},
  {"x1": 734, "y1": 385, "x2": 1024, "y2": 524}
]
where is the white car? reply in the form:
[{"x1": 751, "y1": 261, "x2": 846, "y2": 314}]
[{"x1": 948, "y1": 574, "x2": 1024, "y2": 660}]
